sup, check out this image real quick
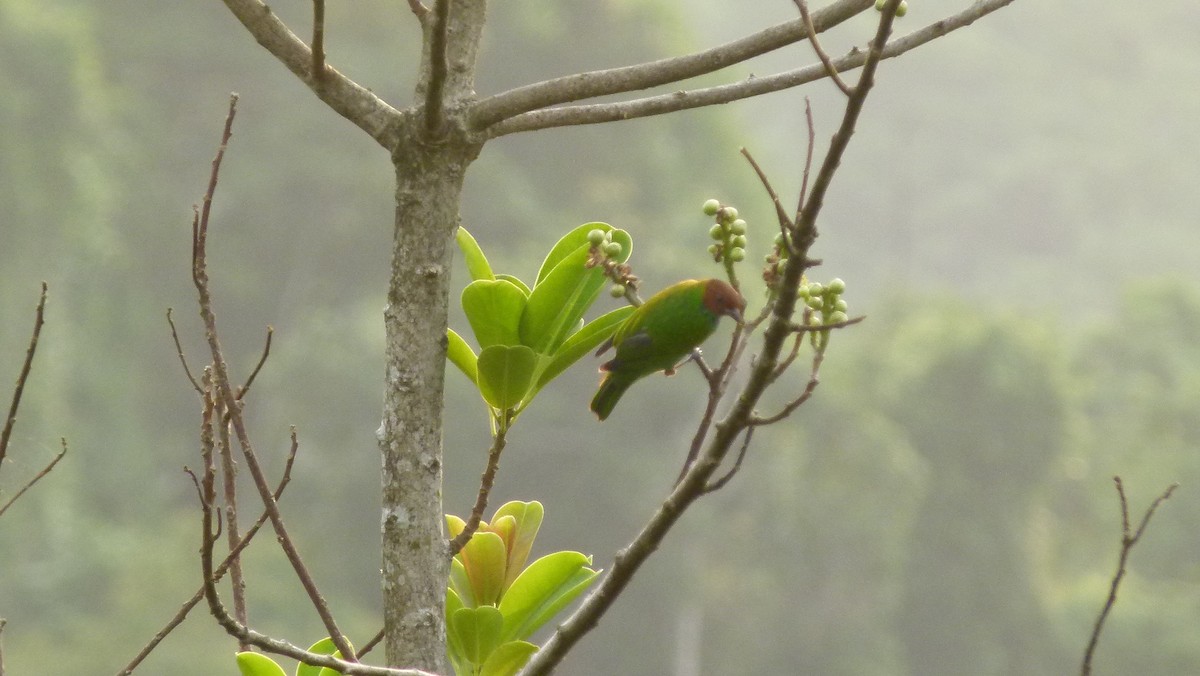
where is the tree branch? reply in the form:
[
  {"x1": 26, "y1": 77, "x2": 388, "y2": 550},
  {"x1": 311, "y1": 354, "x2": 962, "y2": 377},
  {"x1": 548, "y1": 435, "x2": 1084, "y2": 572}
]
[
  {"x1": 794, "y1": 0, "x2": 853, "y2": 96},
  {"x1": 311, "y1": 0, "x2": 326, "y2": 82},
  {"x1": 1081, "y1": 477, "x2": 1178, "y2": 676},
  {"x1": 423, "y1": 0, "x2": 451, "y2": 138},
  {"x1": 0, "y1": 439, "x2": 67, "y2": 520},
  {"x1": 469, "y1": 0, "x2": 873, "y2": 131},
  {"x1": 518, "y1": 6, "x2": 905, "y2": 673},
  {"x1": 485, "y1": 0, "x2": 1016, "y2": 137},
  {"x1": 1, "y1": 282, "x2": 47, "y2": 470},
  {"x1": 447, "y1": 424, "x2": 508, "y2": 557},
  {"x1": 218, "y1": 0, "x2": 404, "y2": 149}
]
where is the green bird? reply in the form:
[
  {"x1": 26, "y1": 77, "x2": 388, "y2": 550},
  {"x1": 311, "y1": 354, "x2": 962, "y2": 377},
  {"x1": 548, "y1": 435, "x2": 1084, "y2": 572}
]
[{"x1": 591, "y1": 278, "x2": 745, "y2": 420}]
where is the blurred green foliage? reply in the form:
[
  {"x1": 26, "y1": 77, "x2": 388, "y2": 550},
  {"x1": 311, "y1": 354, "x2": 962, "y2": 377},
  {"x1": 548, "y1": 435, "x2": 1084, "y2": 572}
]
[{"x1": 1, "y1": 0, "x2": 1199, "y2": 674}]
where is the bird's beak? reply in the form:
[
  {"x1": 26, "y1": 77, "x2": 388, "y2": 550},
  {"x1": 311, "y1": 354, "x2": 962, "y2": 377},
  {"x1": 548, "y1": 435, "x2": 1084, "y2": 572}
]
[{"x1": 726, "y1": 306, "x2": 744, "y2": 324}]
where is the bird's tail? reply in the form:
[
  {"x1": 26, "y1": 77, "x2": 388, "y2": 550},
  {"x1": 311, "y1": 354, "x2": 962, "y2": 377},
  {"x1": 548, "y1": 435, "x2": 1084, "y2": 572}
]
[{"x1": 590, "y1": 372, "x2": 634, "y2": 421}]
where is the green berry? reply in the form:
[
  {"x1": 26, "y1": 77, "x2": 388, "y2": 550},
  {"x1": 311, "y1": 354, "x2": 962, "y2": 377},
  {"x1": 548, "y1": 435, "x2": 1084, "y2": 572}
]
[
  {"x1": 875, "y1": 0, "x2": 886, "y2": 10},
  {"x1": 798, "y1": 285, "x2": 810, "y2": 299},
  {"x1": 806, "y1": 296, "x2": 824, "y2": 311},
  {"x1": 729, "y1": 247, "x2": 746, "y2": 262},
  {"x1": 896, "y1": 1, "x2": 908, "y2": 17},
  {"x1": 828, "y1": 278, "x2": 846, "y2": 294},
  {"x1": 587, "y1": 229, "x2": 606, "y2": 245},
  {"x1": 707, "y1": 243, "x2": 721, "y2": 255},
  {"x1": 834, "y1": 299, "x2": 848, "y2": 312},
  {"x1": 720, "y1": 206, "x2": 739, "y2": 222},
  {"x1": 610, "y1": 284, "x2": 626, "y2": 298},
  {"x1": 730, "y1": 219, "x2": 747, "y2": 236},
  {"x1": 709, "y1": 224, "x2": 725, "y2": 240},
  {"x1": 702, "y1": 199, "x2": 721, "y2": 216},
  {"x1": 828, "y1": 310, "x2": 848, "y2": 324},
  {"x1": 603, "y1": 242, "x2": 622, "y2": 257},
  {"x1": 776, "y1": 260, "x2": 787, "y2": 274},
  {"x1": 807, "y1": 282, "x2": 824, "y2": 297},
  {"x1": 732, "y1": 235, "x2": 747, "y2": 249},
  {"x1": 808, "y1": 312, "x2": 824, "y2": 326}
]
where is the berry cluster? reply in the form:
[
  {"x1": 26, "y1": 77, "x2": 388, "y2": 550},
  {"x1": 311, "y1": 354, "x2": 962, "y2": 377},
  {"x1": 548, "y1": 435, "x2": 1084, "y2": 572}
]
[
  {"x1": 702, "y1": 199, "x2": 747, "y2": 264},
  {"x1": 587, "y1": 228, "x2": 639, "y2": 297},
  {"x1": 799, "y1": 277, "x2": 849, "y2": 328}
]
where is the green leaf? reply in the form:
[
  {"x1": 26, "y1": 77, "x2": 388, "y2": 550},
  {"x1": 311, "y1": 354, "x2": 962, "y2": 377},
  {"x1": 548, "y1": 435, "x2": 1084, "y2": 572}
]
[
  {"x1": 490, "y1": 501, "x2": 544, "y2": 590},
  {"x1": 498, "y1": 551, "x2": 600, "y2": 643},
  {"x1": 235, "y1": 652, "x2": 287, "y2": 676},
  {"x1": 446, "y1": 587, "x2": 469, "y2": 673},
  {"x1": 461, "y1": 531, "x2": 509, "y2": 607},
  {"x1": 450, "y1": 556, "x2": 475, "y2": 608},
  {"x1": 456, "y1": 227, "x2": 495, "y2": 282},
  {"x1": 479, "y1": 641, "x2": 538, "y2": 676},
  {"x1": 535, "y1": 222, "x2": 613, "y2": 286},
  {"x1": 463, "y1": 279, "x2": 528, "y2": 350},
  {"x1": 476, "y1": 345, "x2": 537, "y2": 410},
  {"x1": 519, "y1": 245, "x2": 609, "y2": 355},
  {"x1": 446, "y1": 329, "x2": 478, "y2": 384},
  {"x1": 534, "y1": 306, "x2": 634, "y2": 392},
  {"x1": 297, "y1": 637, "x2": 353, "y2": 676},
  {"x1": 452, "y1": 605, "x2": 504, "y2": 666},
  {"x1": 495, "y1": 273, "x2": 531, "y2": 297}
]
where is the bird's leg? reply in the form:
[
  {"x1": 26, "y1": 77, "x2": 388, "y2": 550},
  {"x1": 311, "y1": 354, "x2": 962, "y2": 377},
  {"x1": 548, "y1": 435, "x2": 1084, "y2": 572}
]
[{"x1": 665, "y1": 348, "x2": 703, "y2": 376}]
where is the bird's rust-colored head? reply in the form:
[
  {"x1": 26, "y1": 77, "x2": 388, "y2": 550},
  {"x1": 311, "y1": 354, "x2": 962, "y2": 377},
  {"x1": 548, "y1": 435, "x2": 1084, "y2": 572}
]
[{"x1": 702, "y1": 278, "x2": 746, "y2": 323}]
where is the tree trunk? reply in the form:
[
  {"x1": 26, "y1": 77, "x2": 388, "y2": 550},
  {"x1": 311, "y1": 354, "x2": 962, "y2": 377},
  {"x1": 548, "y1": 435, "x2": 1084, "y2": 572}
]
[{"x1": 379, "y1": 1, "x2": 486, "y2": 670}]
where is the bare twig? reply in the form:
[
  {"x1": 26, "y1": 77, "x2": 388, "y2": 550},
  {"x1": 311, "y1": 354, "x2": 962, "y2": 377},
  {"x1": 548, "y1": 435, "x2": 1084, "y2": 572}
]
[
  {"x1": 741, "y1": 147, "x2": 793, "y2": 235},
  {"x1": 192, "y1": 94, "x2": 355, "y2": 662},
  {"x1": 358, "y1": 628, "x2": 385, "y2": 659},
  {"x1": 118, "y1": 433, "x2": 298, "y2": 676},
  {"x1": 166, "y1": 309, "x2": 203, "y2": 395},
  {"x1": 485, "y1": 0, "x2": 1017, "y2": 138},
  {"x1": 217, "y1": 400, "x2": 249, "y2": 641},
  {"x1": 0, "y1": 617, "x2": 6, "y2": 676},
  {"x1": 423, "y1": 0, "x2": 451, "y2": 138},
  {"x1": 235, "y1": 327, "x2": 274, "y2": 401},
  {"x1": 794, "y1": 0, "x2": 853, "y2": 96},
  {"x1": 448, "y1": 425, "x2": 509, "y2": 557},
  {"x1": 796, "y1": 100, "x2": 817, "y2": 226},
  {"x1": 311, "y1": 0, "x2": 326, "y2": 82},
  {"x1": 469, "y1": 0, "x2": 873, "y2": 130},
  {"x1": 217, "y1": 0, "x2": 403, "y2": 148},
  {"x1": 1081, "y1": 477, "x2": 1178, "y2": 676},
  {"x1": 703, "y1": 427, "x2": 754, "y2": 493},
  {"x1": 0, "y1": 439, "x2": 67, "y2": 520},
  {"x1": 1, "y1": 282, "x2": 47, "y2": 469}
]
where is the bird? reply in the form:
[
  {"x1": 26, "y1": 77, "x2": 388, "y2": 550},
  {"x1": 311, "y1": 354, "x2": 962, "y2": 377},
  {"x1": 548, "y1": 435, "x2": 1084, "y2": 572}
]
[{"x1": 590, "y1": 278, "x2": 745, "y2": 420}]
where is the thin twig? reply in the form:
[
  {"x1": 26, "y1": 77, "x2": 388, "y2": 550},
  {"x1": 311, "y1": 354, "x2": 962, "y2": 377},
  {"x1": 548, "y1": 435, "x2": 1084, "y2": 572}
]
[
  {"x1": 118, "y1": 432, "x2": 298, "y2": 675},
  {"x1": 794, "y1": 0, "x2": 853, "y2": 96},
  {"x1": 217, "y1": 399, "x2": 249, "y2": 641},
  {"x1": 1, "y1": 282, "x2": 47, "y2": 469},
  {"x1": 1081, "y1": 477, "x2": 1178, "y2": 676},
  {"x1": 0, "y1": 617, "x2": 6, "y2": 676},
  {"x1": 740, "y1": 147, "x2": 794, "y2": 236},
  {"x1": 0, "y1": 439, "x2": 67, "y2": 519},
  {"x1": 703, "y1": 427, "x2": 754, "y2": 493},
  {"x1": 192, "y1": 94, "x2": 355, "y2": 662},
  {"x1": 358, "y1": 628, "x2": 385, "y2": 659},
  {"x1": 448, "y1": 425, "x2": 509, "y2": 557},
  {"x1": 311, "y1": 0, "x2": 326, "y2": 82},
  {"x1": 796, "y1": 100, "x2": 817, "y2": 226},
  {"x1": 235, "y1": 326, "x2": 274, "y2": 401},
  {"x1": 166, "y1": 309, "x2": 203, "y2": 395}
]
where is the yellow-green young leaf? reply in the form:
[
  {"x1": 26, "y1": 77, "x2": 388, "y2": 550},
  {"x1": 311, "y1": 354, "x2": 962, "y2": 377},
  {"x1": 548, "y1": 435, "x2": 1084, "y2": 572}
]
[
  {"x1": 297, "y1": 637, "x2": 353, "y2": 676},
  {"x1": 452, "y1": 605, "x2": 504, "y2": 666},
  {"x1": 456, "y1": 227, "x2": 495, "y2": 281},
  {"x1": 450, "y1": 557, "x2": 476, "y2": 608},
  {"x1": 490, "y1": 501, "x2": 544, "y2": 590},
  {"x1": 535, "y1": 222, "x2": 612, "y2": 286},
  {"x1": 446, "y1": 329, "x2": 478, "y2": 384},
  {"x1": 461, "y1": 530, "x2": 509, "y2": 607},
  {"x1": 498, "y1": 552, "x2": 600, "y2": 643},
  {"x1": 479, "y1": 641, "x2": 539, "y2": 676},
  {"x1": 534, "y1": 306, "x2": 634, "y2": 392},
  {"x1": 463, "y1": 279, "x2": 528, "y2": 350},
  {"x1": 446, "y1": 514, "x2": 469, "y2": 541},
  {"x1": 495, "y1": 273, "x2": 531, "y2": 297},
  {"x1": 519, "y1": 245, "x2": 606, "y2": 355},
  {"x1": 235, "y1": 652, "x2": 287, "y2": 676},
  {"x1": 476, "y1": 345, "x2": 537, "y2": 411}
]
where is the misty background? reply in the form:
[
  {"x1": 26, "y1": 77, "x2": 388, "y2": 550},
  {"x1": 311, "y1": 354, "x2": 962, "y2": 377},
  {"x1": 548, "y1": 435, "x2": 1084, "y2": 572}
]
[{"x1": 2, "y1": 0, "x2": 1199, "y2": 674}]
